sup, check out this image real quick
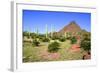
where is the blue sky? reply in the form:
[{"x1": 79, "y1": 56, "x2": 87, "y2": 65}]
[{"x1": 23, "y1": 10, "x2": 91, "y2": 34}]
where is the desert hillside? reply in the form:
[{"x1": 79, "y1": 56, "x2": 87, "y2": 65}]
[{"x1": 59, "y1": 21, "x2": 82, "y2": 34}]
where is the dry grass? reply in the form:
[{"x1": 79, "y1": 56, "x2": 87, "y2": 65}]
[{"x1": 23, "y1": 40, "x2": 85, "y2": 62}]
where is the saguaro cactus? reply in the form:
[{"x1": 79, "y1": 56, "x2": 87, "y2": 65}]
[
  {"x1": 46, "y1": 24, "x2": 48, "y2": 38},
  {"x1": 64, "y1": 32, "x2": 66, "y2": 38},
  {"x1": 50, "y1": 24, "x2": 53, "y2": 38},
  {"x1": 36, "y1": 27, "x2": 38, "y2": 35},
  {"x1": 28, "y1": 31, "x2": 31, "y2": 39}
]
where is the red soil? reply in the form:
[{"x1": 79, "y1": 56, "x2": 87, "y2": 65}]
[
  {"x1": 40, "y1": 51, "x2": 60, "y2": 60},
  {"x1": 70, "y1": 44, "x2": 80, "y2": 52},
  {"x1": 82, "y1": 52, "x2": 91, "y2": 60}
]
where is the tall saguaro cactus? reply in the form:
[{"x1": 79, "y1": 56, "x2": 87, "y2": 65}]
[
  {"x1": 64, "y1": 32, "x2": 66, "y2": 38},
  {"x1": 36, "y1": 27, "x2": 38, "y2": 35},
  {"x1": 28, "y1": 31, "x2": 31, "y2": 39},
  {"x1": 50, "y1": 24, "x2": 53, "y2": 38},
  {"x1": 46, "y1": 24, "x2": 48, "y2": 38}
]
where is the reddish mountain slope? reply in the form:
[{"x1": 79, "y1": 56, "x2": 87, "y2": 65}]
[{"x1": 59, "y1": 21, "x2": 81, "y2": 34}]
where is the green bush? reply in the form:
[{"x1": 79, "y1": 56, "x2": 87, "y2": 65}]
[
  {"x1": 80, "y1": 40, "x2": 90, "y2": 51},
  {"x1": 59, "y1": 37, "x2": 66, "y2": 42},
  {"x1": 80, "y1": 32, "x2": 91, "y2": 51},
  {"x1": 70, "y1": 37, "x2": 77, "y2": 44},
  {"x1": 30, "y1": 33, "x2": 35, "y2": 39},
  {"x1": 80, "y1": 34, "x2": 91, "y2": 51},
  {"x1": 48, "y1": 41, "x2": 60, "y2": 53},
  {"x1": 32, "y1": 39, "x2": 40, "y2": 46},
  {"x1": 51, "y1": 35, "x2": 60, "y2": 40},
  {"x1": 23, "y1": 31, "x2": 30, "y2": 39},
  {"x1": 51, "y1": 37, "x2": 57, "y2": 40},
  {"x1": 66, "y1": 36, "x2": 71, "y2": 40},
  {"x1": 42, "y1": 37, "x2": 50, "y2": 42}
]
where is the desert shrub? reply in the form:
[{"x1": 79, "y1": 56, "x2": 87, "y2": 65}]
[
  {"x1": 80, "y1": 40, "x2": 91, "y2": 51},
  {"x1": 51, "y1": 36, "x2": 60, "y2": 40},
  {"x1": 30, "y1": 33, "x2": 37, "y2": 39},
  {"x1": 70, "y1": 37, "x2": 77, "y2": 44},
  {"x1": 50, "y1": 32, "x2": 60, "y2": 40},
  {"x1": 23, "y1": 31, "x2": 30, "y2": 39},
  {"x1": 80, "y1": 33, "x2": 91, "y2": 51},
  {"x1": 48, "y1": 41, "x2": 60, "y2": 53},
  {"x1": 82, "y1": 33, "x2": 90, "y2": 40},
  {"x1": 66, "y1": 36, "x2": 72, "y2": 40},
  {"x1": 42, "y1": 37, "x2": 50, "y2": 42},
  {"x1": 32, "y1": 39, "x2": 40, "y2": 46},
  {"x1": 51, "y1": 37, "x2": 56, "y2": 40},
  {"x1": 59, "y1": 37, "x2": 66, "y2": 42}
]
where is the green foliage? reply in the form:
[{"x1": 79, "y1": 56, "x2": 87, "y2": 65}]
[
  {"x1": 51, "y1": 35, "x2": 60, "y2": 40},
  {"x1": 50, "y1": 32, "x2": 60, "y2": 40},
  {"x1": 70, "y1": 37, "x2": 77, "y2": 44},
  {"x1": 82, "y1": 32, "x2": 90, "y2": 40},
  {"x1": 59, "y1": 37, "x2": 66, "y2": 42},
  {"x1": 23, "y1": 31, "x2": 30, "y2": 38},
  {"x1": 80, "y1": 40, "x2": 90, "y2": 51},
  {"x1": 65, "y1": 32, "x2": 72, "y2": 40},
  {"x1": 23, "y1": 42, "x2": 41, "y2": 62},
  {"x1": 32, "y1": 39, "x2": 40, "y2": 46},
  {"x1": 30, "y1": 33, "x2": 36, "y2": 39},
  {"x1": 51, "y1": 36, "x2": 58, "y2": 40},
  {"x1": 42, "y1": 37, "x2": 50, "y2": 42},
  {"x1": 80, "y1": 33, "x2": 91, "y2": 51},
  {"x1": 48, "y1": 41, "x2": 60, "y2": 53}
]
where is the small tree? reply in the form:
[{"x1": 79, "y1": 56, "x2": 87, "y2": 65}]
[
  {"x1": 42, "y1": 37, "x2": 50, "y2": 42},
  {"x1": 59, "y1": 37, "x2": 66, "y2": 42},
  {"x1": 32, "y1": 39, "x2": 40, "y2": 46},
  {"x1": 30, "y1": 33, "x2": 36, "y2": 39},
  {"x1": 80, "y1": 32, "x2": 91, "y2": 51},
  {"x1": 80, "y1": 40, "x2": 90, "y2": 51},
  {"x1": 48, "y1": 41, "x2": 60, "y2": 53},
  {"x1": 23, "y1": 31, "x2": 30, "y2": 39},
  {"x1": 80, "y1": 33, "x2": 91, "y2": 51},
  {"x1": 70, "y1": 37, "x2": 77, "y2": 44}
]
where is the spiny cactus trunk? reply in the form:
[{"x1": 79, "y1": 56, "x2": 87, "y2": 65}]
[
  {"x1": 28, "y1": 32, "x2": 31, "y2": 39},
  {"x1": 64, "y1": 32, "x2": 66, "y2": 38},
  {"x1": 51, "y1": 24, "x2": 53, "y2": 38},
  {"x1": 36, "y1": 27, "x2": 38, "y2": 35},
  {"x1": 46, "y1": 24, "x2": 48, "y2": 38}
]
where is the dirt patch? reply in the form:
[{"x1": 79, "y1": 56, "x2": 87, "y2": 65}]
[
  {"x1": 82, "y1": 52, "x2": 91, "y2": 60},
  {"x1": 40, "y1": 51, "x2": 60, "y2": 60},
  {"x1": 70, "y1": 44, "x2": 80, "y2": 52}
]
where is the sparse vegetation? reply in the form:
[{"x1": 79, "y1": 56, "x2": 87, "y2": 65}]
[
  {"x1": 59, "y1": 37, "x2": 66, "y2": 42},
  {"x1": 48, "y1": 41, "x2": 60, "y2": 53},
  {"x1": 80, "y1": 39, "x2": 90, "y2": 51},
  {"x1": 23, "y1": 21, "x2": 91, "y2": 62},
  {"x1": 70, "y1": 36, "x2": 77, "y2": 44},
  {"x1": 42, "y1": 37, "x2": 50, "y2": 42},
  {"x1": 80, "y1": 32, "x2": 91, "y2": 51},
  {"x1": 32, "y1": 39, "x2": 40, "y2": 46},
  {"x1": 23, "y1": 31, "x2": 30, "y2": 39}
]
